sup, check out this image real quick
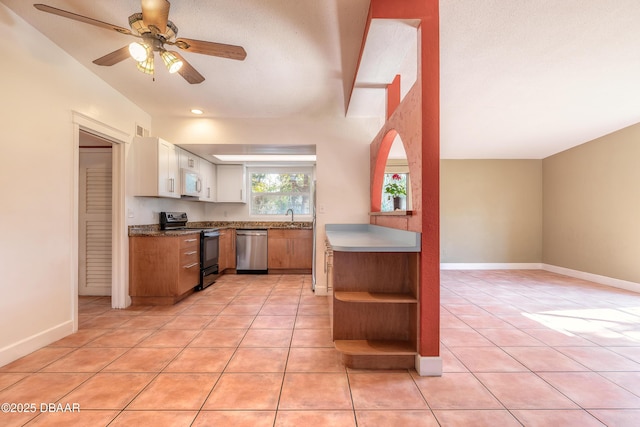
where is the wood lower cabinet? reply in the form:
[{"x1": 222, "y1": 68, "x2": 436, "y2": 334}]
[
  {"x1": 332, "y1": 251, "x2": 419, "y2": 369},
  {"x1": 218, "y1": 228, "x2": 236, "y2": 272},
  {"x1": 267, "y1": 229, "x2": 313, "y2": 273},
  {"x1": 129, "y1": 235, "x2": 200, "y2": 305}
]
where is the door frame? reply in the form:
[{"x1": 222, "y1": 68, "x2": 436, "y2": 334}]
[{"x1": 72, "y1": 112, "x2": 130, "y2": 331}]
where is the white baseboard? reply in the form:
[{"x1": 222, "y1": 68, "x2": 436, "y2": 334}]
[
  {"x1": 415, "y1": 355, "x2": 442, "y2": 376},
  {"x1": 0, "y1": 321, "x2": 74, "y2": 367},
  {"x1": 440, "y1": 263, "x2": 543, "y2": 270},
  {"x1": 542, "y1": 264, "x2": 640, "y2": 294},
  {"x1": 440, "y1": 262, "x2": 640, "y2": 294}
]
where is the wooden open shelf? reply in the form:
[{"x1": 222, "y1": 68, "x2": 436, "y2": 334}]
[
  {"x1": 330, "y1": 250, "x2": 419, "y2": 370},
  {"x1": 335, "y1": 339, "x2": 416, "y2": 370},
  {"x1": 334, "y1": 291, "x2": 417, "y2": 304},
  {"x1": 335, "y1": 339, "x2": 416, "y2": 356}
]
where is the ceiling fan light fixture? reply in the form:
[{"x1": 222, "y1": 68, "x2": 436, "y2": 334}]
[
  {"x1": 161, "y1": 51, "x2": 183, "y2": 74},
  {"x1": 129, "y1": 41, "x2": 150, "y2": 62},
  {"x1": 136, "y1": 54, "x2": 154, "y2": 75},
  {"x1": 128, "y1": 13, "x2": 148, "y2": 35},
  {"x1": 34, "y1": 2, "x2": 246, "y2": 85},
  {"x1": 165, "y1": 21, "x2": 178, "y2": 41}
]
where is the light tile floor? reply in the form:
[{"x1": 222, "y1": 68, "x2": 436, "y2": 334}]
[{"x1": 1, "y1": 270, "x2": 640, "y2": 426}]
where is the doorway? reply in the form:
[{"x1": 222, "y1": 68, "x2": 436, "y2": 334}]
[
  {"x1": 72, "y1": 112, "x2": 130, "y2": 321},
  {"x1": 79, "y1": 131, "x2": 113, "y2": 296}
]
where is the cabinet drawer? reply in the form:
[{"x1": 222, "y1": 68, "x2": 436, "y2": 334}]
[
  {"x1": 268, "y1": 229, "x2": 287, "y2": 239},
  {"x1": 180, "y1": 235, "x2": 200, "y2": 249},
  {"x1": 178, "y1": 262, "x2": 200, "y2": 295},
  {"x1": 268, "y1": 229, "x2": 312, "y2": 239},
  {"x1": 180, "y1": 248, "x2": 199, "y2": 266}
]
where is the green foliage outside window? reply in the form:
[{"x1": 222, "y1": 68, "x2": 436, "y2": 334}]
[{"x1": 250, "y1": 171, "x2": 312, "y2": 215}]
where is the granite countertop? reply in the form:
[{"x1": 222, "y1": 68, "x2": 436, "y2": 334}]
[
  {"x1": 128, "y1": 227, "x2": 206, "y2": 237},
  {"x1": 129, "y1": 221, "x2": 313, "y2": 237},
  {"x1": 325, "y1": 224, "x2": 421, "y2": 252}
]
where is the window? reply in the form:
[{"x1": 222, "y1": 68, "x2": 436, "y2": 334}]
[
  {"x1": 381, "y1": 172, "x2": 409, "y2": 212},
  {"x1": 249, "y1": 167, "x2": 313, "y2": 216}
]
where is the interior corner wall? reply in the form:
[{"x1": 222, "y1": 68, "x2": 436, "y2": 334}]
[
  {"x1": 0, "y1": 4, "x2": 150, "y2": 366},
  {"x1": 542, "y1": 123, "x2": 640, "y2": 283},
  {"x1": 440, "y1": 159, "x2": 543, "y2": 263}
]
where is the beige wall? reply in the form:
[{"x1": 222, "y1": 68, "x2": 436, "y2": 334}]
[
  {"x1": 441, "y1": 160, "x2": 543, "y2": 263},
  {"x1": 543, "y1": 123, "x2": 640, "y2": 283}
]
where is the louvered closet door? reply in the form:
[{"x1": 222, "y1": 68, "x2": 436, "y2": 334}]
[{"x1": 79, "y1": 148, "x2": 112, "y2": 296}]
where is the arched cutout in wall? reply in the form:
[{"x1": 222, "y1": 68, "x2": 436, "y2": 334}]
[{"x1": 371, "y1": 129, "x2": 412, "y2": 213}]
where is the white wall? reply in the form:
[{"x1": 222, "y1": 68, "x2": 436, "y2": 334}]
[
  {"x1": 0, "y1": 5, "x2": 150, "y2": 365},
  {"x1": 126, "y1": 197, "x2": 207, "y2": 226}
]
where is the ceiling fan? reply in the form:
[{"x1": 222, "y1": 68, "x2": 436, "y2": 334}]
[{"x1": 34, "y1": 0, "x2": 247, "y2": 84}]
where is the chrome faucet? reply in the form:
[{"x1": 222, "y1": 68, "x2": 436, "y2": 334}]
[{"x1": 286, "y1": 208, "x2": 294, "y2": 222}]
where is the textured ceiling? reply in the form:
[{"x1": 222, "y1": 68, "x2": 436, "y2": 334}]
[
  {"x1": 1, "y1": 0, "x2": 369, "y2": 120},
  {"x1": 2, "y1": 0, "x2": 640, "y2": 159},
  {"x1": 440, "y1": 0, "x2": 640, "y2": 158}
]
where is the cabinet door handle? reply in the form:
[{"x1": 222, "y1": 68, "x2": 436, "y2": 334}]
[
  {"x1": 184, "y1": 251, "x2": 197, "y2": 255},
  {"x1": 184, "y1": 263, "x2": 198, "y2": 269},
  {"x1": 207, "y1": 187, "x2": 211, "y2": 198},
  {"x1": 240, "y1": 189, "x2": 243, "y2": 200},
  {"x1": 188, "y1": 158, "x2": 194, "y2": 168},
  {"x1": 324, "y1": 250, "x2": 327, "y2": 273},
  {"x1": 196, "y1": 178, "x2": 202, "y2": 193},
  {"x1": 184, "y1": 238, "x2": 198, "y2": 243}
]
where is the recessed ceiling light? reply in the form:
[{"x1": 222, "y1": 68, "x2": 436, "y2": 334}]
[
  {"x1": 191, "y1": 109, "x2": 204, "y2": 115},
  {"x1": 213, "y1": 154, "x2": 316, "y2": 162}
]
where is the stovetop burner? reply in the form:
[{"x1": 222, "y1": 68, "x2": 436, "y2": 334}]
[
  {"x1": 160, "y1": 212, "x2": 218, "y2": 234},
  {"x1": 160, "y1": 211, "x2": 188, "y2": 230}
]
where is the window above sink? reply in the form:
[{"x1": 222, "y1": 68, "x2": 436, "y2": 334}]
[{"x1": 248, "y1": 167, "x2": 315, "y2": 217}]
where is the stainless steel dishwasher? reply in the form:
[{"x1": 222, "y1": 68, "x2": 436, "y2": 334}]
[{"x1": 236, "y1": 229, "x2": 268, "y2": 274}]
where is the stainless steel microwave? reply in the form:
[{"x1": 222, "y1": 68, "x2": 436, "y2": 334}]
[{"x1": 181, "y1": 168, "x2": 202, "y2": 197}]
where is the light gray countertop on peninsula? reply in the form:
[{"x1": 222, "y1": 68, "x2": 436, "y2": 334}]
[{"x1": 325, "y1": 224, "x2": 421, "y2": 252}]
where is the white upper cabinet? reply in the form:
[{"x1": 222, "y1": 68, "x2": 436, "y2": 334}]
[
  {"x1": 199, "y1": 160, "x2": 217, "y2": 202},
  {"x1": 178, "y1": 148, "x2": 200, "y2": 171},
  {"x1": 216, "y1": 164, "x2": 246, "y2": 203},
  {"x1": 132, "y1": 137, "x2": 180, "y2": 198}
]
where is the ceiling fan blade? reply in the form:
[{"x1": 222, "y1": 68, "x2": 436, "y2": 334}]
[
  {"x1": 171, "y1": 38, "x2": 247, "y2": 61},
  {"x1": 141, "y1": 0, "x2": 170, "y2": 34},
  {"x1": 93, "y1": 46, "x2": 132, "y2": 66},
  {"x1": 33, "y1": 4, "x2": 133, "y2": 36},
  {"x1": 171, "y1": 52, "x2": 205, "y2": 84}
]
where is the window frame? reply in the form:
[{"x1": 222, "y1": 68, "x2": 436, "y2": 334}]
[{"x1": 247, "y1": 166, "x2": 315, "y2": 219}]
